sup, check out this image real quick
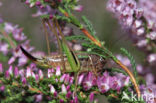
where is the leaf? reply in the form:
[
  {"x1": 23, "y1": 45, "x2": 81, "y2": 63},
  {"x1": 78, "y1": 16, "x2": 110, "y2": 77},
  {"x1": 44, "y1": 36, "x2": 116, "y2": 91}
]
[{"x1": 120, "y1": 48, "x2": 138, "y2": 80}]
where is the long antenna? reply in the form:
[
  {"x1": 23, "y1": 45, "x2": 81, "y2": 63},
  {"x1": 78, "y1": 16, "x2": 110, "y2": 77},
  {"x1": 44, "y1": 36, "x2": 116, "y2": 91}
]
[{"x1": 42, "y1": 19, "x2": 51, "y2": 55}]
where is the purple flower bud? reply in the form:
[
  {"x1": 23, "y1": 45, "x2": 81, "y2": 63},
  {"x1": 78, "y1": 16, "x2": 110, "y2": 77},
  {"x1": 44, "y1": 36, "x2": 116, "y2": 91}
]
[
  {"x1": 147, "y1": 53, "x2": 156, "y2": 63},
  {"x1": 8, "y1": 57, "x2": 15, "y2": 65},
  {"x1": 74, "y1": 96, "x2": 78, "y2": 103},
  {"x1": 136, "y1": 27, "x2": 145, "y2": 36},
  {"x1": 146, "y1": 32, "x2": 156, "y2": 40},
  {"x1": 48, "y1": 69, "x2": 53, "y2": 78},
  {"x1": 134, "y1": 20, "x2": 142, "y2": 28},
  {"x1": 135, "y1": 8, "x2": 143, "y2": 19},
  {"x1": 78, "y1": 73, "x2": 85, "y2": 85},
  {"x1": 60, "y1": 74, "x2": 66, "y2": 82},
  {"x1": 8, "y1": 66, "x2": 13, "y2": 75},
  {"x1": 89, "y1": 92, "x2": 94, "y2": 102},
  {"x1": 40, "y1": 5, "x2": 44, "y2": 9},
  {"x1": 136, "y1": 39, "x2": 147, "y2": 47},
  {"x1": 60, "y1": 99, "x2": 64, "y2": 103},
  {"x1": 0, "y1": 85, "x2": 5, "y2": 92},
  {"x1": 31, "y1": 71, "x2": 36, "y2": 78},
  {"x1": 56, "y1": 66, "x2": 61, "y2": 76},
  {"x1": 19, "y1": 69, "x2": 25, "y2": 77},
  {"x1": 5, "y1": 70, "x2": 10, "y2": 79},
  {"x1": 50, "y1": 85, "x2": 56, "y2": 94},
  {"x1": 35, "y1": 94, "x2": 43, "y2": 102},
  {"x1": 64, "y1": 74, "x2": 70, "y2": 84},
  {"x1": 14, "y1": 67, "x2": 19, "y2": 78},
  {"x1": 66, "y1": 91, "x2": 72, "y2": 98},
  {"x1": 22, "y1": 77, "x2": 27, "y2": 85},
  {"x1": 26, "y1": 67, "x2": 32, "y2": 78},
  {"x1": 97, "y1": 72, "x2": 110, "y2": 93},
  {"x1": 39, "y1": 70, "x2": 44, "y2": 79},
  {"x1": 35, "y1": 1, "x2": 41, "y2": 6},
  {"x1": 61, "y1": 84, "x2": 67, "y2": 94},
  {"x1": 0, "y1": 63, "x2": 3, "y2": 73},
  {"x1": 66, "y1": 85, "x2": 70, "y2": 91},
  {"x1": 35, "y1": 74, "x2": 39, "y2": 81},
  {"x1": 49, "y1": 14, "x2": 53, "y2": 19}
]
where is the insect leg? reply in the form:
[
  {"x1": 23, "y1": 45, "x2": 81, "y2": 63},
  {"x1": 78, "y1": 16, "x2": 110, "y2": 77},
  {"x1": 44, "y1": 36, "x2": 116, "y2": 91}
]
[
  {"x1": 46, "y1": 20, "x2": 66, "y2": 72},
  {"x1": 42, "y1": 19, "x2": 51, "y2": 55},
  {"x1": 88, "y1": 56, "x2": 98, "y2": 77}
]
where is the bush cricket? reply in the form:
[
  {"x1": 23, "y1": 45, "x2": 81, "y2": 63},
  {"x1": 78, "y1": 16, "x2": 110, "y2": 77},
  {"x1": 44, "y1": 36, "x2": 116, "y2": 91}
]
[{"x1": 20, "y1": 18, "x2": 106, "y2": 96}]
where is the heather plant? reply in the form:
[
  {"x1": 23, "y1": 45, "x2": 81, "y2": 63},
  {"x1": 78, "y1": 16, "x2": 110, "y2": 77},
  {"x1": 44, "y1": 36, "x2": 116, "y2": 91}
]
[{"x1": 0, "y1": 0, "x2": 156, "y2": 103}]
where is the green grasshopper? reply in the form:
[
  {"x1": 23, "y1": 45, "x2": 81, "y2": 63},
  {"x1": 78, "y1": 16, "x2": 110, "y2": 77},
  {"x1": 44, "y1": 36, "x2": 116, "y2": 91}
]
[{"x1": 20, "y1": 18, "x2": 106, "y2": 96}]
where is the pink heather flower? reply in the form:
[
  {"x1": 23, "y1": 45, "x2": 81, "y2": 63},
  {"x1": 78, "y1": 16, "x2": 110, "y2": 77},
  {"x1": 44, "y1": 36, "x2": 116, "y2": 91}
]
[
  {"x1": 48, "y1": 69, "x2": 53, "y2": 78},
  {"x1": 14, "y1": 67, "x2": 19, "y2": 78},
  {"x1": 64, "y1": 74, "x2": 70, "y2": 84},
  {"x1": 26, "y1": 67, "x2": 32, "y2": 78},
  {"x1": 89, "y1": 92, "x2": 94, "y2": 102},
  {"x1": 18, "y1": 56, "x2": 28, "y2": 66},
  {"x1": 19, "y1": 69, "x2": 25, "y2": 77},
  {"x1": 12, "y1": 28, "x2": 27, "y2": 41},
  {"x1": 74, "y1": 96, "x2": 78, "y2": 103},
  {"x1": 56, "y1": 66, "x2": 61, "y2": 76},
  {"x1": 0, "y1": 85, "x2": 5, "y2": 92},
  {"x1": 147, "y1": 53, "x2": 156, "y2": 63},
  {"x1": 136, "y1": 64, "x2": 143, "y2": 74},
  {"x1": 83, "y1": 72, "x2": 97, "y2": 90},
  {"x1": 134, "y1": 20, "x2": 142, "y2": 28},
  {"x1": 35, "y1": 74, "x2": 39, "y2": 81},
  {"x1": 73, "y1": 5, "x2": 83, "y2": 12},
  {"x1": 35, "y1": 94, "x2": 43, "y2": 102},
  {"x1": 109, "y1": 76, "x2": 122, "y2": 91},
  {"x1": 0, "y1": 63, "x2": 3, "y2": 73},
  {"x1": 66, "y1": 85, "x2": 70, "y2": 91},
  {"x1": 78, "y1": 73, "x2": 85, "y2": 85},
  {"x1": 39, "y1": 70, "x2": 44, "y2": 79},
  {"x1": 60, "y1": 99, "x2": 64, "y2": 103},
  {"x1": 145, "y1": 73, "x2": 154, "y2": 85},
  {"x1": 60, "y1": 74, "x2": 66, "y2": 82},
  {"x1": 136, "y1": 39, "x2": 147, "y2": 47},
  {"x1": 5, "y1": 70, "x2": 10, "y2": 79},
  {"x1": 116, "y1": 55, "x2": 131, "y2": 67},
  {"x1": 61, "y1": 84, "x2": 67, "y2": 94},
  {"x1": 35, "y1": 1, "x2": 41, "y2": 6},
  {"x1": 4, "y1": 23, "x2": 17, "y2": 33},
  {"x1": 50, "y1": 85, "x2": 56, "y2": 94},
  {"x1": 136, "y1": 27, "x2": 145, "y2": 36},
  {"x1": 31, "y1": 71, "x2": 36, "y2": 78},
  {"x1": 0, "y1": 43, "x2": 9, "y2": 55},
  {"x1": 22, "y1": 77, "x2": 27, "y2": 85},
  {"x1": 97, "y1": 72, "x2": 110, "y2": 93},
  {"x1": 146, "y1": 32, "x2": 156, "y2": 40},
  {"x1": 8, "y1": 66, "x2": 13, "y2": 75},
  {"x1": 66, "y1": 91, "x2": 72, "y2": 98},
  {"x1": 8, "y1": 57, "x2": 16, "y2": 65}
]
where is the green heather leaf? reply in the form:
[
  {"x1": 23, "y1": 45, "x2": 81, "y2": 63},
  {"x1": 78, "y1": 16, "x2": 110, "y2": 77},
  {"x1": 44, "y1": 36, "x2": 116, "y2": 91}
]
[
  {"x1": 120, "y1": 48, "x2": 138, "y2": 80},
  {"x1": 82, "y1": 16, "x2": 96, "y2": 38}
]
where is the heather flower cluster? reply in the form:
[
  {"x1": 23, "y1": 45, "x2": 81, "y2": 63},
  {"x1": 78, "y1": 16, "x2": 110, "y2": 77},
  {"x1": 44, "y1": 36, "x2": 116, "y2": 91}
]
[
  {"x1": 107, "y1": 1, "x2": 156, "y2": 102},
  {"x1": 0, "y1": 62, "x2": 132, "y2": 102},
  {"x1": 0, "y1": 20, "x2": 35, "y2": 67},
  {"x1": 107, "y1": 0, "x2": 156, "y2": 50},
  {"x1": 1, "y1": 0, "x2": 156, "y2": 102}
]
